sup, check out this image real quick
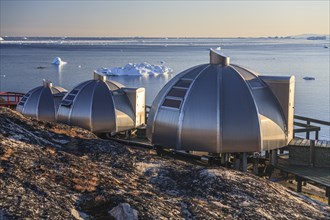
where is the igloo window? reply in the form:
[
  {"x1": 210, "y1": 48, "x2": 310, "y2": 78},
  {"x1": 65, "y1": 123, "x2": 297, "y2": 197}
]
[
  {"x1": 167, "y1": 88, "x2": 187, "y2": 98},
  {"x1": 18, "y1": 92, "x2": 31, "y2": 106},
  {"x1": 175, "y1": 79, "x2": 192, "y2": 88},
  {"x1": 162, "y1": 98, "x2": 182, "y2": 109},
  {"x1": 61, "y1": 89, "x2": 79, "y2": 107}
]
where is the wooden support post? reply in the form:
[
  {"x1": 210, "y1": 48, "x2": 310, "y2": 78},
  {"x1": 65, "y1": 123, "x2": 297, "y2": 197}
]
[
  {"x1": 253, "y1": 154, "x2": 259, "y2": 175},
  {"x1": 234, "y1": 154, "x2": 240, "y2": 171},
  {"x1": 309, "y1": 140, "x2": 315, "y2": 167},
  {"x1": 220, "y1": 153, "x2": 226, "y2": 165},
  {"x1": 265, "y1": 150, "x2": 269, "y2": 159},
  {"x1": 241, "y1": 152, "x2": 247, "y2": 172},
  {"x1": 271, "y1": 149, "x2": 278, "y2": 166},
  {"x1": 315, "y1": 131, "x2": 319, "y2": 140},
  {"x1": 155, "y1": 145, "x2": 163, "y2": 156},
  {"x1": 125, "y1": 130, "x2": 130, "y2": 139},
  {"x1": 296, "y1": 176, "x2": 302, "y2": 193},
  {"x1": 326, "y1": 187, "x2": 330, "y2": 205}
]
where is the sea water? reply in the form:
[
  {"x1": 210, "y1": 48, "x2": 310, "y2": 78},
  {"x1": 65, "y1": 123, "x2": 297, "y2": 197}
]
[{"x1": 0, "y1": 37, "x2": 329, "y2": 139}]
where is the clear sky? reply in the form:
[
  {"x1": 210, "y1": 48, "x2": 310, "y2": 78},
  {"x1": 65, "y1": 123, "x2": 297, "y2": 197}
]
[{"x1": 0, "y1": 0, "x2": 329, "y2": 37}]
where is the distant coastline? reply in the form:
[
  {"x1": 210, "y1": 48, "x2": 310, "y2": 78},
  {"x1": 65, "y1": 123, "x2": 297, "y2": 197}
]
[{"x1": 0, "y1": 34, "x2": 329, "y2": 40}]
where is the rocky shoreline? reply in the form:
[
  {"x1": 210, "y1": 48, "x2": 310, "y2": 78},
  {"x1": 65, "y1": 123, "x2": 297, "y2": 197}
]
[{"x1": 1, "y1": 107, "x2": 329, "y2": 219}]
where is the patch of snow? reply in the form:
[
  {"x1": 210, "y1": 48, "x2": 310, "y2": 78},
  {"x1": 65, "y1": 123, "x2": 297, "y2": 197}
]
[
  {"x1": 199, "y1": 168, "x2": 226, "y2": 179},
  {"x1": 70, "y1": 208, "x2": 89, "y2": 220},
  {"x1": 52, "y1": 57, "x2": 67, "y2": 65},
  {"x1": 96, "y1": 62, "x2": 173, "y2": 76},
  {"x1": 8, "y1": 134, "x2": 28, "y2": 142},
  {"x1": 135, "y1": 162, "x2": 160, "y2": 174},
  {"x1": 108, "y1": 203, "x2": 138, "y2": 220},
  {"x1": 52, "y1": 139, "x2": 70, "y2": 144}
]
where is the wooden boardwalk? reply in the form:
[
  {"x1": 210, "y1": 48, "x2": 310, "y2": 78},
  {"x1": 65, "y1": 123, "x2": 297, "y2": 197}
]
[
  {"x1": 289, "y1": 137, "x2": 330, "y2": 148},
  {"x1": 276, "y1": 137, "x2": 330, "y2": 205},
  {"x1": 277, "y1": 157, "x2": 330, "y2": 187}
]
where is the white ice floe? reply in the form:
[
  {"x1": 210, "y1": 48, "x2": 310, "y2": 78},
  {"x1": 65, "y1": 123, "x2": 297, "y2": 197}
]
[
  {"x1": 0, "y1": 37, "x2": 4, "y2": 41},
  {"x1": 96, "y1": 62, "x2": 173, "y2": 76},
  {"x1": 52, "y1": 57, "x2": 67, "y2": 65}
]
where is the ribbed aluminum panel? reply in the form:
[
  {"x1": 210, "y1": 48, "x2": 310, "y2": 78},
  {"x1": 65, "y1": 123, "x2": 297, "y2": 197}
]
[
  {"x1": 16, "y1": 82, "x2": 67, "y2": 122},
  {"x1": 57, "y1": 75, "x2": 143, "y2": 134},
  {"x1": 147, "y1": 49, "x2": 294, "y2": 153}
]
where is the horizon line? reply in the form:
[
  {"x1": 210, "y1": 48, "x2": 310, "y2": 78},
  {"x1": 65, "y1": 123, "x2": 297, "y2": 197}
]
[{"x1": 1, "y1": 34, "x2": 329, "y2": 39}]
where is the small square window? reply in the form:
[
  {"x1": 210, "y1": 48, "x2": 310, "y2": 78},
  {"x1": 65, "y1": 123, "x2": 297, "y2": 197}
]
[{"x1": 162, "y1": 98, "x2": 182, "y2": 109}]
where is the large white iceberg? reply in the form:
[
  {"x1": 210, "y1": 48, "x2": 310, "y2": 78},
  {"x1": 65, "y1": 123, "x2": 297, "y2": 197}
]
[
  {"x1": 52, "y1": 57, "x2": 67, "y2": 65},
  {"x1": 96, "y1": 62, "x2": 173, "y2": 76}
]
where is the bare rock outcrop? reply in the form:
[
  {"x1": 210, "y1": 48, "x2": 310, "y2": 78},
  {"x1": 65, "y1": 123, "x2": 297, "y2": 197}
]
[
  {"x1": 109, "y1": 203, "x2": 138, "y2": 220},
  {"x1": 0, "y1": 107, "x2": 329, "y2": 219}
]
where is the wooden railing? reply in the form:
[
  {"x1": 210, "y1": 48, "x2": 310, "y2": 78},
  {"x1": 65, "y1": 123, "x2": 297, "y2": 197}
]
[
  {"x1": 294, "y1": 115, "x2": 330, "y2": 140},
  {"x1": 0, "y1": 92, "x2": 24, "y2": 109}
]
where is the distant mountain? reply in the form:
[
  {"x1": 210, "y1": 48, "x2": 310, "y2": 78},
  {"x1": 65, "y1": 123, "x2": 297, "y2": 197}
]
[{"x1": 290, "y1": 34, "x2": 329, "y2": 39}]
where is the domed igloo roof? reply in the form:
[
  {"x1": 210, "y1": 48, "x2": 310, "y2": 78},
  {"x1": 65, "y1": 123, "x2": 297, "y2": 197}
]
[
  {"x1": 147, "y1": 49, "x2": 295, "y2": 153},
  {"x1": 16, "y1": 80, "x2": 67, "y2": 122},
  {"x1": 57, "y1": 73, "x2": 137, "y2": 133}
]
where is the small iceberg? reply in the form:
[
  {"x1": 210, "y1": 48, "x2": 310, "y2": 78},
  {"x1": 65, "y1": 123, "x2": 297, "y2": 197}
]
[
  {"x1": 96, "y1": 62, "x2": 173, "y2": 76},
  {"x1": 303, "y1": 76, "x2": 315, "y2": 80},
  {"x1": 52, "y1": 57, "x2": 67, "y2": 65},
  {"x1": 0, "y1": 37, "x2": 4, "y2": 41}
]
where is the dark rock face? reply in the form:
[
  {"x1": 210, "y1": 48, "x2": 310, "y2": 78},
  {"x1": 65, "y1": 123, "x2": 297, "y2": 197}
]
[{"x1": 0, "y1": 107, "x2": 329, "y2": 219}]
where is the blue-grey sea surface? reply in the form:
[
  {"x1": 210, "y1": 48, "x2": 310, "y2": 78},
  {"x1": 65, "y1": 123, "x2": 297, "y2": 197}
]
[{"x1": 0, "y1": 37, "x2": 329, "y2": 139}]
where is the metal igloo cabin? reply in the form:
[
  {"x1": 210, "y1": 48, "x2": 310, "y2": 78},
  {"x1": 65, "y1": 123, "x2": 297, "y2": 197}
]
[
  {"x1": 16, "y1": 80, "x2": 67, "y2": 122},
  {"x1": 57, "y1": 72, "x2": 145, "y2": 134},
  {"x1": 147, "y1": 49, "x2": 295, "y2": 153}
]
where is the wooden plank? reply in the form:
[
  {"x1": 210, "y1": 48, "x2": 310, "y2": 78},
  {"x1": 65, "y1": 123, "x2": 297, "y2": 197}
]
[
  {"x1": 276, "y1": 161, "x2": 330, "y2": 188},
  {"x1": 289, "y1": 139, "x2": 298, "y2": 146},
  {"x1": 294, "y1": 115, "x2": 330, "y2": 126},
  {"x1": 315, "y1": 140, "x2": 322, "y2": 147},
  {"x1": 300, "y1": 139, "x2": 308, "y2": 146},
  {"x1": 294, "y1": 138, "x2": 304, "y2": 146},
  {"x1": 327, "y1": 141, "x2": 330, "y2": 148},
  {"x1": 304, "y1": 139, "x2": 311, "y2": 146},
  {"x1": 289, "y1": 138, "x2": 299, "y2": 145},
  {"x1": 321, "y1": 141, "x2": 327, "y2": 147}
]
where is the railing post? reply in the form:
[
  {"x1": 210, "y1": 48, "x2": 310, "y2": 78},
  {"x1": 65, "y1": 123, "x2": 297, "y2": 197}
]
[
  {"x1": 271, "y1": 149, "x2": 278, "y2": 166},
  {"x1": 309, "y1": 140, "x2": 315, "y2": 167},
  {"x1": 315, "y1": 131, "x2": 319, "y2": 140},
  {"x1": 306, "y1": 120, "x2": 310, "y2": 139}
]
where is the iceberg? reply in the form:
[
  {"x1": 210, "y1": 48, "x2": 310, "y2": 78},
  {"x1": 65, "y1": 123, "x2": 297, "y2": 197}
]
[
  {"x1": 96, "y1": 62, "x2": 173, "y2": 76},
  {"x1": 52, "y1": 57, "x2": 67, "y2": 65},
  {"x1": 0, "y1": 37, "x2": 4, "y2": 41}
]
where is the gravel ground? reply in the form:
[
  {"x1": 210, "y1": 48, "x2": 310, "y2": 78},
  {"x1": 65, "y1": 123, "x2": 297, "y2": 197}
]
[{"x1": 1, "y1": 107, "x2": 329, "y2": 219}]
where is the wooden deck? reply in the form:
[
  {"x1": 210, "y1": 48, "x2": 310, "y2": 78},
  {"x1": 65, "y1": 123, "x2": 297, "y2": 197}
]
[
  {"x1": 277, "y1": 157, "x2": 330, "y2": 188},
  {"x1": 276, "y1": 145, "x2": 330, "y2": 205},
  {"x1": 289, "y1": 137, "x2": 330, "y2": 148}
]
